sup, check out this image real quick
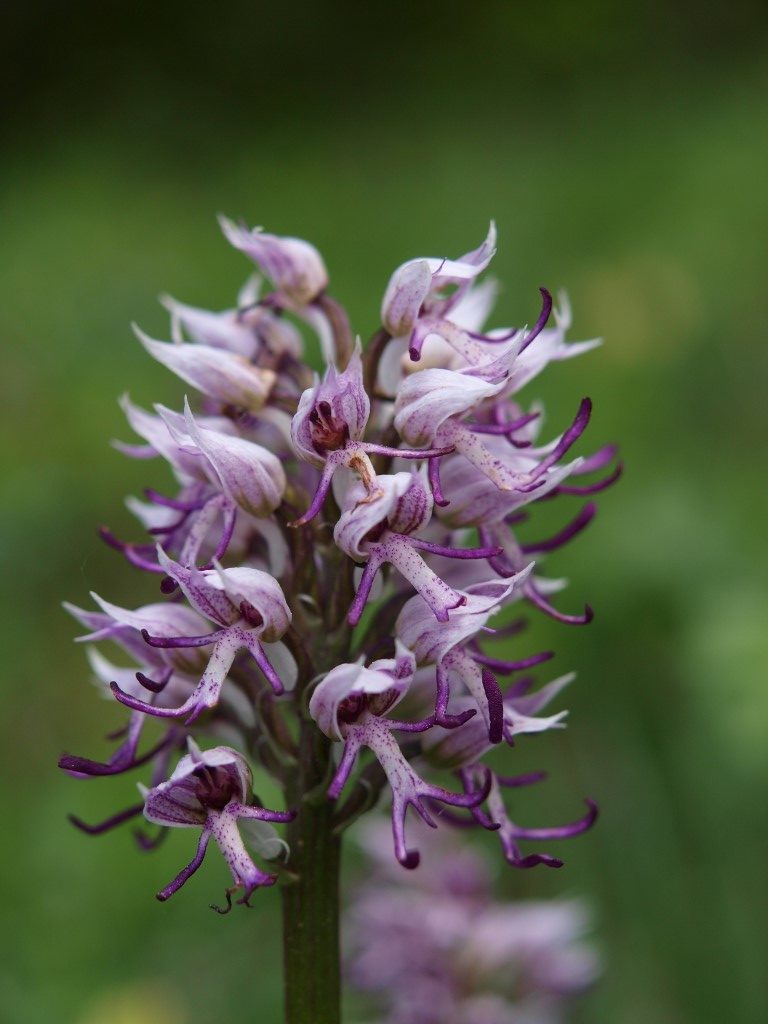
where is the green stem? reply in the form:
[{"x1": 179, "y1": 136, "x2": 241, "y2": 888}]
[
  {"x1": 281, "y1": 717, "x2": 342, "y2": 1024},
  {"x1": 281, "y1": 555, "x2": 352, "y2": 1024}
]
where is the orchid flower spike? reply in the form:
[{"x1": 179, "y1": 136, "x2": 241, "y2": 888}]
[{"x1": 61, "y1": 217, "x2": 616, "y2": 911}]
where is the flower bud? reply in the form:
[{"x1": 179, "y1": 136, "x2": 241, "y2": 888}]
[
  {"x1": 136, "y1": 326, "x2": 276, "y2": 410},
  {"x1": 380, "y1": 259, "x2": 434, "y2": 337},
  {"x1": 219, "y1": 216, "x2": 329, "y2": 305},
  {"x1": 180, "y1": 400, "x2": 286, "y2": 516}
]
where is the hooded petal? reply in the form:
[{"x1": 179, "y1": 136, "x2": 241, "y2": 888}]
[
  {"x1": 161, "y1": 294, "x2": 261, "y2": 358},
  {"x1": 135, "y1": 326, "x2": 276, "y2": 410},
  {"x1": 396, "y1": 574, "x2": 529, "y2": 664},
  {"x1": 394, "y1": 368, "x2": 505, "y2": 447},
  {"x1": 381, "y1": 259, "x2": 434, "y2": 337},
  {"x1": 113, "y1": 394, "x2": 214, "y2": 480},
  {"x1": 143, "y1": 742, "x2": 253, "y2": 827},
  {"x1": 182, "y1": 399, "x2": 286, "y2": 515},
  {"x1": 334, "y1": 472, "x2": 419, "y2": 561},
  {"x1": 156, "y1": 550, "x2": 291, "y2": 639},
  {"x1": 309, "y1": 643, "x2": 415, "y2": 740},
  {"x1": 88, "y1": 594, "x2": 209, "y2": 641},
  {"x1": 291, "y1": 341, "x2": 370, "y2": 464}
]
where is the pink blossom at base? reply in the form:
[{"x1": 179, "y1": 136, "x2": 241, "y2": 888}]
[{"x1": 345, "y1": 818, "x2": 600, "y2": 1024}]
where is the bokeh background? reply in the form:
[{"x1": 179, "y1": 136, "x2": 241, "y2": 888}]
[{"x1": 2, "y1": 2, "x2": 767, "y2": 1021}]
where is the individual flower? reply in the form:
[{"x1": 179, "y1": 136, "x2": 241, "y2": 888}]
[
  {"x1": 394, "y1": 366, "x2": 592, "y2": 496},
  {"x1": 309, "y1": 645, "x2": 490, "y2": 868},
  {"x1": 114, "y1": 393, "x2": 238, "y2": 479},
  {"x1": 110, "y1": 552, "x2": 292, "y2": 722},
  {"x1": 396, "y1": 574, "x2": 556, "y2": 740},
  {"x1": 135, "y1": 326, "x2": 277, "y2": 411},
  {"x1": 380, "y1": 224, "x2": 497, "y2": 340},
  {"x1": 114, "y1": 398, "x2": 288, "y2": 571},
  {"x1": 289, "y1": 343, "x2": 453, "y2": 524},
  {"x1": 141, "y1": 740, "x2": 293, "y2": 909},
  {"x1": 161, "y1": 275, "x2": 303, "y2": 363},
  {"x1": 333, "y1": 471, "x2": 502, "y2": 625},
  {"x1": 460, "y1": 764, "x2": 598, "y2": 871},
  {"x1": 433, "y1": 441, "x2": 610, "y2": 624},
  {"x1": 58, "y1": 647, "x2": 187, "y2": 781}
]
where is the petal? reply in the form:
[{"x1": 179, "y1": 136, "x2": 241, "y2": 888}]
[{"x1": 135, "y1": 326, "x2": 276, "y2": 410}]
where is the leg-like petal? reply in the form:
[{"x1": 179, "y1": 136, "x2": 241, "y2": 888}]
[
  {"x1": 381, "y1": 535, "x2": 465, "y2": 623},
  {"x1": 327, "y1": 733, "x2": 364, "y2": 800},
  {"x1": 112, "y1": 632, "x2": 241, "y2": 723},
  {"x1": 156, "y1": 829, "x2": 212, "y2": 901},
  {"x1": 240, "y1": 631, "x2": 286, "y2": 695},
  {"x1": 347, "y1": 549, "x2": 386, "y2": 627},
  {"x1": 290, "y1": 458, "x2": 337, "y2": 527},
  {"x1": 525, "y1": 581, "x2": 593, "y2": 626}
]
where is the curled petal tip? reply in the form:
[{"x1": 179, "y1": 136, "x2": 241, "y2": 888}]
[
  {"x1": 582, "y1": 798, "x2": 599, "y2": 827},
  {"x1": 434, "y1": 708, "x2": 477, "y2": 730},
  {"x1": 399, "y1": 850, "x2": 421, "y2": 870},
  {"x1": 513, "y1": 853, "x2": 564, "y2": 870},
  {"x1": 471, "y1": 767, "x2": 494, "y2": 807}
]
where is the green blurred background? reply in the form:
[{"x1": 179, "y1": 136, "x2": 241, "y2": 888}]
[{"x1": 2, "y1": 2, "x2": 767, "y2": 1021}]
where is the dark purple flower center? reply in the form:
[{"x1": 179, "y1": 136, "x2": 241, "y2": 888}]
[
  {"x1": 336, "y1": 692, "x2": 367, "y2": 725},
  {"x1": 192, "y1": 765, "x2": 239, "y2": 810},
  {"x1": 309, "y1": 399, "x2": 349, "y2": 454},
  {"x1": 337, "y1": 688, "x2": 399, "y2": 725},
  {"x1": 363, "y1": 520, "x2": 388, "y2": 545},
  {"x1": 239, "y1": 600, "x2": 264, "y2": 628}
]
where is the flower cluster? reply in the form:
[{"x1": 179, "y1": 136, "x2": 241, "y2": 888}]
[
  {"x1": 345, "y1": 819, "x2": 600, "y2": 1024},
  {"x1": 60, "y1": 218, "x2": 618, "y2": 908}
]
